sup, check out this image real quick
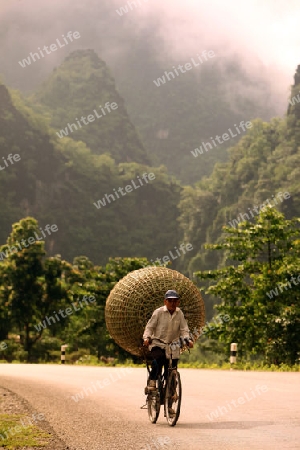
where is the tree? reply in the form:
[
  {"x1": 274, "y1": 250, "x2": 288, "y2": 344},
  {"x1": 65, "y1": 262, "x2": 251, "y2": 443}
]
[
  {"x1": 62, "y1": 256, "x2": 150, "y2": 360},
  {"x1": 0, "y1": 216, "x2": 152, "y2": 362},
  {"x1": 0, "y1": 217, "x2": 74, "y2": 361},
  {"x1": 195, "y1": 207, "x2": 300, "y2": 364}
]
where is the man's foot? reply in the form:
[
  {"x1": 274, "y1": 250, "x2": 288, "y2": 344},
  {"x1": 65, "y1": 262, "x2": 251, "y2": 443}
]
[
  {"x1": 145, "y1": 379, "x2": 157, "y2": 393},
  {"x1": 168, "y1": 407, "x2": 175, "y2": 417}
]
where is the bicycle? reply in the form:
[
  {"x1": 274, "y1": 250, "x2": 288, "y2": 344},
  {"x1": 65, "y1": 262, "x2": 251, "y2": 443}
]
[{"x1": 141, "y1": 338, "x2": 189, "y2": 427}]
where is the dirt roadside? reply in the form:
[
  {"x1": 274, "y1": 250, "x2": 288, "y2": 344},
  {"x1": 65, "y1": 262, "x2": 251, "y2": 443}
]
[{"x1": 0, "y1": 386, "x2": 68, "y2": 450}]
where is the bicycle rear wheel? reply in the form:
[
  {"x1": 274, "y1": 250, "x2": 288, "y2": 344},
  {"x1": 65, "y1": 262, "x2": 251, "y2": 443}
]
[{"x1": 164, "y1": 370, "x2": 181, "y2": 426}]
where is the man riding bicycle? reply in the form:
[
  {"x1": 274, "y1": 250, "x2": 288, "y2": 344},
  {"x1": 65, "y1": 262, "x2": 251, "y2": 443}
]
[{"x1": 143, "y1": 289, "x2": 194, "y2": 394}]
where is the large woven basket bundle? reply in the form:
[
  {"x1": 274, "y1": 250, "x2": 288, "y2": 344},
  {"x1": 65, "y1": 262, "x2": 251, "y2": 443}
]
[{"x1": 105, "y1": 266, "x2": 205, "y2": 357}]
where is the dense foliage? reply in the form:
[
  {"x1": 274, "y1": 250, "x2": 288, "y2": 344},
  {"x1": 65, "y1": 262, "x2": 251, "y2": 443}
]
[
  {"x1": 196, "y1": 207, "x2": 300, "y2": 365},
  {"x1": 0, "y1": 81, "x2": 181, "y2": 266},
  {"x1": 0, "y1": 52, "x2": 299, "y2": 365},
  {"x1": 116, "y1": 51, "x2": 277, "y2": 183},
  {"x1": 33, "y1": 49, "x2": 149, "y2": 165},
  {"x1": 0, "y1": 217, "x2": 150, "y2": 362},
  {"x1": 179, "y1": 68, "x2": 300, "y2": 281}
]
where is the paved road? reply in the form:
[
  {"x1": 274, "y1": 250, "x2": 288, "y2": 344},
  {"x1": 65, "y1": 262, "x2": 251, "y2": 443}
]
[{"x1": 0, "y1": 365, "x2": 299, "y2": 450}]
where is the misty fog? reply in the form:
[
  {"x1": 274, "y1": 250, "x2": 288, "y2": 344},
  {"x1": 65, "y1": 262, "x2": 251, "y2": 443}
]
[{"x1": 1, "y1": 0, "x2": 299, "y2": 115}]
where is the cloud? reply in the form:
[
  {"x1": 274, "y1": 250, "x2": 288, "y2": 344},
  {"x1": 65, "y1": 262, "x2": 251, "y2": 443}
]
[
  {"x1": 0, "y1": 0, "x2": 298, "y2": 106},
  {"x1": 118, "y1": 0, "x2": 300, "y2": 75}
]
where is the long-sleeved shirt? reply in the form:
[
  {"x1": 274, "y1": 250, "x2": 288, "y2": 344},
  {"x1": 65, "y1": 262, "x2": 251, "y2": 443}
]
[{"x1": 143, "y1": 305, "x2": 190, "y2": 358}]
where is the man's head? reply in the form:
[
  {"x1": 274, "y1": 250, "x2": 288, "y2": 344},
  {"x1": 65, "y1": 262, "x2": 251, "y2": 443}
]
[{"x1": 164, "y1": 290, "x2": 180, "y2": 313}]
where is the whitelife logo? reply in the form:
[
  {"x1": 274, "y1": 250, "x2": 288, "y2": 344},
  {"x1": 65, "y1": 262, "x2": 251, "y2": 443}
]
[
  {"x1": 71, "y1": 368, "x2": 133, "y2": 402},
  {"x1": 190, "y1": 314, "x2": 230, "y2": 341},
  {"x1": 0, "y1": 413, "x2": 45, "y2": 442},
  {"x1": 206, "y1": 385, "x2": 269, "y2": 421},
  {"x1": 116, "y1": 0, "x2": 148, "y2": 16},
  {"x1": 56, "y1": 101, "x2": 118, "y2": 139},
  {"x1": 142, "y1": 243, "x2": 193, "y2": 268},
  {"x1": 266, "y1": 275, "x2": 300, "y2": 299},
  {"x1": 228, "y1": 192, "x2": 290, "y2": 229},
  {"x1": 0, "y1": 224, "x2": 58, "y2": 261},
  {"x1": 0, "y1": 153, "x2": 21, "y2": 171},
  {"x1": 153, "y1": 50, "x2": 215, "y2": 87},
  {"x1": 0, "y1": 341, "x2": 7, "y2": 352},
  {"x1": 18, "y1": 31, "x2": 81, "y2": 68},
  {"x1": 141, "y1": 436, "x2": 172, "y2": 450},
  {"x1": 34, "y1": 296, "x2": 96, "y2": 332},
  {"x1": 289, "y1": 91, "x2": 300, "y2": 106},
  {"x1": 93, "y1": 172, "x2": 155, "y2": 209},
  {"x1": 191, "y1": 121, "x2": 252, "y2": 157}
]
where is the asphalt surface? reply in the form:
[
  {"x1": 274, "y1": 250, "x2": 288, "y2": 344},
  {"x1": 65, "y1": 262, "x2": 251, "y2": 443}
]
[{"x1": 0, "y1": 365, "x2": 299, "y2": 450}]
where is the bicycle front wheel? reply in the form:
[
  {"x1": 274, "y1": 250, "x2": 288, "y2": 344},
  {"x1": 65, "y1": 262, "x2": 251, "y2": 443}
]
[
  {"x1": 164, "y1": 370, "x2": 181, "y2": 426},
  {"x1": 147, "y1": 377, "x2": 162, "y2": 423},
  {"x1": 147, "y1": 391, "x2": 160, "y2": 423}
]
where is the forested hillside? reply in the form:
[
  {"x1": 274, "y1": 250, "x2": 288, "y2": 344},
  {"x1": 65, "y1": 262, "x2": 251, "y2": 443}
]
[
  {"x1": 0, "y1": 1, "x2": 284, "y2": 186},
  {"x1": 178, "y1": 66, "x2": 300, "y2": 278},
  {"x1": 1, "y1": 60, "x2": 300, "y2": 285},
  {"x1": 33, "y1": 49, "x2": 149, "y2": 165},
  {"x1": 114, "y1": 49, "x2": 279, "y2": 183},
  {"x1": 0, "y1": 0, "x2": 299, "y2": 366},
  {"x1": 0, "y1": 80, "x2": 181, "y2": 265}
]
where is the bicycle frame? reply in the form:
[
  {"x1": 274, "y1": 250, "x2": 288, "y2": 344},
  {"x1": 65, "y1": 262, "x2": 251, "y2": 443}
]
[{"x1": 142, "y1": 340, "x2": 187, "y2": 426}]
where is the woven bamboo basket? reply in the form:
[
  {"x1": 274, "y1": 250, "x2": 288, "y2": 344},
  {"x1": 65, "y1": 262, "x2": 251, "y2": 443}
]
[{"x1": 105, "y1": 266, "x2": 205, "y2": 357}]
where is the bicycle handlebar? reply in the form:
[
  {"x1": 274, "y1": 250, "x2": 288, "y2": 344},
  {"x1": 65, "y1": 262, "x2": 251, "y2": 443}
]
[
  {"x1": 140, "y1": 337, "x2": 192, "y2": 359},
  {"x1": 155, "y1": 337, "x2": 191, "y2": 347}
]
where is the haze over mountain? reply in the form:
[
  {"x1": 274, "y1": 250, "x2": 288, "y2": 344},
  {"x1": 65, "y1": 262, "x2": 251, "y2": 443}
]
[
  {"x1": 1, "y1": 0, "x2": 299, "y2": 183},
  {"x1": 33, "y1": 49, "x2": 149, "y2": 165},
  {"x1": 0, "y1": 79, "x2": 181, "y2": 265},
  {"x1": 0, "y1": 0, "x2": 299, "y2": 274},
  {"x1": 1, "y1": 0, "x2": 299, "y2": 97},
  {"x1": 0, "y1": 0, "x2": 300, "y2": 345}
]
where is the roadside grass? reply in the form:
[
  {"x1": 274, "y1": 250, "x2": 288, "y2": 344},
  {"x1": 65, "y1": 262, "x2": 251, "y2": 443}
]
[
  {"x1": 72, "y1": 356, "x2": 300, "y2": 371},
  {"x1": 177, "y1": 361, "x2": 300, "y2": 371},
  {"x1": 0, "y1": 414, "x2": 49, "y2": 449},
  {"x1": 1, "y1": 358, "x2": 299, "y2": 372}
]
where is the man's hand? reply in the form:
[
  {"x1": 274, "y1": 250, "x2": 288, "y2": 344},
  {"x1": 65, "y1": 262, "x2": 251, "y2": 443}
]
[
  {"x1": 183, "y1": 338, "x2": 194, "y2": 349},
  {"x1": 143, "y1": 338, "x2": 150, "y2": 347}
]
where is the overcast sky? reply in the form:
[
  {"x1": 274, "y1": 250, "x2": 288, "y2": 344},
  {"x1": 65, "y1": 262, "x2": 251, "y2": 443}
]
[
  {"x1": 124, "y1": 0, "x2": 300, "y2": 73},
  {"x1": 0, "y1": 0, "x2": 299, "y2": 103}
]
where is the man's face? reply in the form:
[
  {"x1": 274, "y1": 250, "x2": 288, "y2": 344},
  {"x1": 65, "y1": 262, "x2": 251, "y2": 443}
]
[{"x1": 164, "y1": 298, "x2": 180, "y2": 313}]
